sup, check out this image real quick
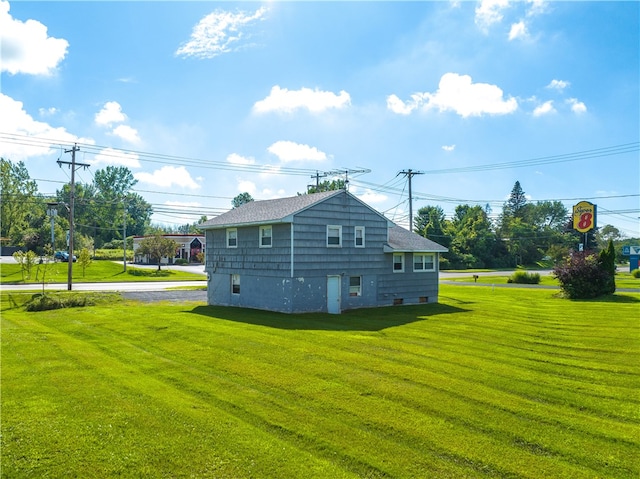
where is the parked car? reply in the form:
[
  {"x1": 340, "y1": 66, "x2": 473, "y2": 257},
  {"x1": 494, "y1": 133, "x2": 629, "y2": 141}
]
[{"x1": 54, "y1": 251, "x2": 77, "y2": 262}]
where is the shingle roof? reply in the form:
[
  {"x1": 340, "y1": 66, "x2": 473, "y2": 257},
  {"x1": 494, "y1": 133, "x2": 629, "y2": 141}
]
[
  {"x1": 198, "y1": 190, "x2": 341, "y2": 228},
  {"x1": 385, "y1": 225, "x2": 448, "y2": 253}
]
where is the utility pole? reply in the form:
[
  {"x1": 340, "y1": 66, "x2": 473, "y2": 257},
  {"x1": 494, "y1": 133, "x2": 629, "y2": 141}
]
[
  {"x1": 398, "y1": 169, "x2": 424, "y2": 232},
  {"x1": 309, "y1": 171, "x2": 327, "y2": 192},
  {"x1": 57, "y1": 144, "x2": 89, "y2": 291},
  {"x1": 123, "y1": 198, "x2": 127, "y2": 272}
]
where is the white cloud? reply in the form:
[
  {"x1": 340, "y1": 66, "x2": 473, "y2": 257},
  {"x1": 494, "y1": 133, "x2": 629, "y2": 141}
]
[
  {"x1": 267, "y1": 140, "x2": 328, "y2": 163},
  {"x1": 533, "y1": 100, "x2": 556, "y2": 117},
  {"x1": 566, "y1": 98, "x2": 587, "y2": 114},
  {"x1": 355, "y1": 190, "x2": 387, "y2": 205},
  {"x1": 176, "y1": 6, "x2": 267, "y2": 59},
  {"x1": 253, "y1": 86, "x2": 351, "y2": 114},
  {"x1": 227, "y1": 153, "x2": 255, "y2": 165},
  {"x1": 508, "y1": 21, "x2": 528, "y2": 41},
  {"x1": 526, "y1": 0, "x2": 548, "y2": 17},
  {"x1": 475, "y1": 0, "x2": 510, "y2": 31},
  {"x1": 112, "y1": 124, "x2": 140, "y2": 144},
  {"x1": 442, "y1": 144, "x2": 456, "y2": 152},
  {"x1": 95, "y1": 101, "x2": 127, "y2": 126},
  {"x1": 237, "y1": 180, "x2": 256, "y2": 195},
  {"x1": 389, "y1": 73, "x2": 517, "y2": 118},
  {"x1": 38, "y1": 107, "x2": 58, "y2": 117},
  {"x1": 91, "y1": 148, "x2": 141, "y2": 168},
  {"x1": 135, "y1": 166, "x2": 201, "y2": 189},
  {"x1": 0, "y1": 93, "x2": 93, "y2": 160},
  {"x1": 547, "y1": 79, "x2": 570, "y2": 91},
  {"x1": 386, "y1": 93, "x2": 424, "y2": 115},
  {"x1": 0, "y1": 0, "x2": 68, "y2": 75}
]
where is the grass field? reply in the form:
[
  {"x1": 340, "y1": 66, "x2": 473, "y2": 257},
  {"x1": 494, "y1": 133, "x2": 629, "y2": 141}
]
[
  {"x1": 2, "y1": 285, "x2": 638, "y2": 478},
  {"x1": 445, "y1": 270, "x2": 640, "y2": 290},
  {"x1": 0, "y1": 260, "x2": 206, "y2": 284}
]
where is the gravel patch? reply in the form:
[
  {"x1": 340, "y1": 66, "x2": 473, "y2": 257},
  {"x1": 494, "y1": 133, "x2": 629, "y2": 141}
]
[{"x1": 122, "y1": 290, "x2": 207, "y2": 303}]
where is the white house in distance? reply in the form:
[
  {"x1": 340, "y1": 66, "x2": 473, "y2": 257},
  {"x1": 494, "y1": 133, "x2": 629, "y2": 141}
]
[
  {"x1": 133, "y1": 234, "x2": 205, "y2": 264},
  {"x1": 198, "y1": 190, "x2": 448, "y2": 314}
]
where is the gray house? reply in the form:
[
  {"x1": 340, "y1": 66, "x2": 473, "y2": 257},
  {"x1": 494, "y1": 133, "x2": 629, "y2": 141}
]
[{"x1": 198, "y1": 190, "x2": 447, "y2": 314}]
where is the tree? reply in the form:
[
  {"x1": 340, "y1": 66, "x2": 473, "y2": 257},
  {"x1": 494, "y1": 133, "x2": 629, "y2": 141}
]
[
  {"x1": 1, "y1": 159, "x2": 39, "y2": 245},
  {"x1": 78, "y1": 248, "x2": 93, "y2": 277},
  {"x1": 445, "y1": 205, "x2": 503, "y2": 268},
  {"x1": 307, "y1": 179, "x2": 346, "y2": 194},
  {"x1": 414, "y1": 206, "x2": 448, "y2": 244},
  {"x1": 136, "y1": 235, "x2": 179, "y2": 271},
  {"x1": 503, "y1": 180, "x2": 528, "y2": 219},
  {"x1": 232, "y1": 192, "x2": 254, "y2": 208}
]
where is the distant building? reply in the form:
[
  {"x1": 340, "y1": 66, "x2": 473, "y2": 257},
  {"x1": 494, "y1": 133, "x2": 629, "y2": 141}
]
[
  {"x1": 133, "y1": 234, "x2": 205, "y2": 264},
  {"x1": 199, "y1": 190, "x2": 447, "y2": 314}
]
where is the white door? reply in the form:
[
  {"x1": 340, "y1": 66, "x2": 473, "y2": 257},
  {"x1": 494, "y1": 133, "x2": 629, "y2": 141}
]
[{"x1": 327, "y1": 275, "x2": 341, "y2": 314}]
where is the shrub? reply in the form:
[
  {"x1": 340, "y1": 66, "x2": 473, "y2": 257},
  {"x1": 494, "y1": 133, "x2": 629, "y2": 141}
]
[
  {"x1": 94, "y1": 249, "x2": 134, "y2": 261},
  {"x1": 127, "y1": 268, "x2": 171, "y2": 277},
  {"x1": 24, "y1": 293, "x2": 119, "y2": 312},
  {"x1": 553, "y1": 251, "x2": 615, "y2": 299},
  {"x1": 175, "y1": 258, "x2": 189, "y2": 265},
  {"x1": 507, "y1": 271, "x2": 541, "y2": 284},
  {"x1": 632, "y1": 269, "x2": 640, "y2": 279}
]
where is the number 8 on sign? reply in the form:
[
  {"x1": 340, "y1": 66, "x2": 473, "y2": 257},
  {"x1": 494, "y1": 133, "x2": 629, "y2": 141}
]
[{"x1": 572, "y1": 201, "x2": 597, "y2": 233}]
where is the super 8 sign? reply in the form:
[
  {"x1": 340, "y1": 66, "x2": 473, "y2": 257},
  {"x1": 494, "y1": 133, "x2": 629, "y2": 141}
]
[{"x1": 573, "y1": 201, "x2": 597, "y2": 233}]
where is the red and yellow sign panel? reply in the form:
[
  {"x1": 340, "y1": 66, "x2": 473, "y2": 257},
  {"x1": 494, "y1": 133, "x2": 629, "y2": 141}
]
[{"x1": 573, "y1": 201, "x2": 597, "y2": 233}]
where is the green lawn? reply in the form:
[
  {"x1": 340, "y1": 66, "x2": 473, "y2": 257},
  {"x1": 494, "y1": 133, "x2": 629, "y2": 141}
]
[
  {"x1": 2, "y1": 285, "x2": 638, "y2": 478},
  {"x1": 446, "y1": 270, "x2": 640, "y2": 290},
  {"x1": 0, "y1": 260, "x2": 206, "y2": 284}
]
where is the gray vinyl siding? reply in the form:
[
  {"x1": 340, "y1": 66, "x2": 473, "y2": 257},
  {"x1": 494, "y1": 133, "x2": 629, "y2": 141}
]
[
  {"x1": 376, "y1": 253, "x2": 440, "y2": 305},
  {"x1": 292, "y1": 193, "x2": 388, "y2": 277},
  {"x1": 204, "y1": 191, "x2": 443, "y2": 312},
  {"x1": 206, "y1": 224, "x2": 291, "y2": 278}
]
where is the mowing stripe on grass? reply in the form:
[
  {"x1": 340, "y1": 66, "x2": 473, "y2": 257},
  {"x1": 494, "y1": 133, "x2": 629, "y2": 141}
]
[{"x1": 2, "y1": 285, "x2": 638, "y2": 478}]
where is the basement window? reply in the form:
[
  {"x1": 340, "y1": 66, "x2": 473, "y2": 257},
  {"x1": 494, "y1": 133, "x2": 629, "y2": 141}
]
[
  {"x1": 349, "y1": 276, "x2": 362, "y2": 297},
  {"x1": 231, "y1": 274, "x2": 240, "y2": 294}
]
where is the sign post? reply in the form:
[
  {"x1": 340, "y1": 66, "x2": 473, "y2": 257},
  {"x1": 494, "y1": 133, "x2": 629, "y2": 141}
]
[{"x1": 622, "y1": 245, "x2": 640, "y2": 272}]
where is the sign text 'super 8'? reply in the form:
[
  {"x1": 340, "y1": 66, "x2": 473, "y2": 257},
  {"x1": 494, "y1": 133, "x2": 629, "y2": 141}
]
[{"x1": 572, "y1": 201, "x2": 597, "y2": 233}]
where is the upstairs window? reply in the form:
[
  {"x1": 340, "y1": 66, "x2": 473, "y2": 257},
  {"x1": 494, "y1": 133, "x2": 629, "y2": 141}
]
[
  {"x1": 327, "y1": 225, "x2": 342, "y2": 247},
  {"x1": 226, "y1": 228, "x2": 237, "y2": 248},
  {"x1": 354, "y1": 226, "x2": 365, "y2": 248},
  {"x1": 260, "y1": 225, "x2": 272, "y2": 248},
  {"x1": 413, "y1": 253, "x2": 435, "y2": 272},
  {"x1": 393, "y1": 253, "x2": 405, "y2": 272}
]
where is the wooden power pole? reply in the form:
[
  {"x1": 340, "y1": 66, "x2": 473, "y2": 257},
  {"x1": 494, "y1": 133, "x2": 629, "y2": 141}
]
[{"x1": 57, "y1": 144, "x2": 89, "y2": 291}]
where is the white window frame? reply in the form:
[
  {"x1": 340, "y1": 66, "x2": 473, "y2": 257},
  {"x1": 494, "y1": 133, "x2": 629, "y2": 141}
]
[
  {"x1": 354, "y1": 226, "x2": 365, "y2": 248},
  {"x1": 349, "y1": 276, "x2": 362, "y2": 297},
  {"x1": 226, "y1": 228, "x2": 238, "y2": 248},
  {"x1": 413, "y1": 253, "x2": 435, "y2": 272},
  {"x1": 259, "y1": 225, "x2": 272, "y2": 248},
  {"x1": 231, "y1": 274, "x2": 240, "y2": 294},
  {"x1": 326, "y1": 225, "x2": 342, "y2": 247},
  {"x1": 393, "y1": 253, "x2": 405, "y2": 273}
]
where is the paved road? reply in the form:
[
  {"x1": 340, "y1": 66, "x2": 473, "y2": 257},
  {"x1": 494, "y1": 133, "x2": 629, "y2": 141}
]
[{"x1": 0, "y1": 280, "x2": 206, "y2": 292}]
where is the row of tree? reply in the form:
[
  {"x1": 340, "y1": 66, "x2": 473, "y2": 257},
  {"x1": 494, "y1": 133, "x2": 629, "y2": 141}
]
[
  {"x1": 1, "y1": 158, "x2": 633, "y2": 268},
  {"x1": 1, "y1": 159, "x2": 153, "y2": 253},
  {"x1": 415, "y1": 181, "x2": 628, "y2": 268}
]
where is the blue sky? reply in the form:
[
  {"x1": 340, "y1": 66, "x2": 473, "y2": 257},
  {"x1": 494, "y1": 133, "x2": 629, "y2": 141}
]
[{"x1": 1, "y1": 1, "x2": 638, "y2": 236}]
